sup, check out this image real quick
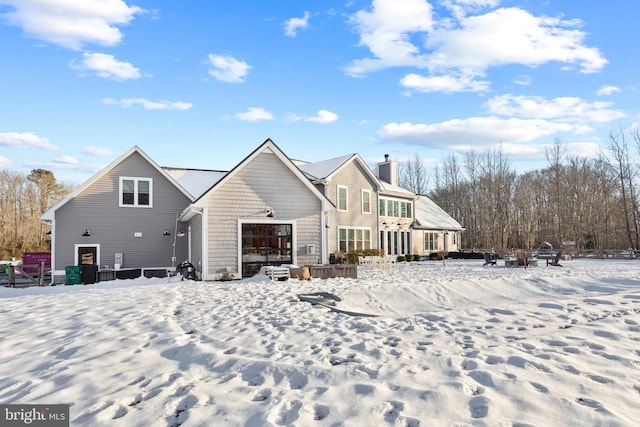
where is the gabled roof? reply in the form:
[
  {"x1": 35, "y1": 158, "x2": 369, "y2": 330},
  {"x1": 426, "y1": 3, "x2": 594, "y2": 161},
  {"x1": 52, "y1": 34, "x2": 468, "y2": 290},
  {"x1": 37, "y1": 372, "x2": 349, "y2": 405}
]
[
  {"x1": 163, "y1": 167, "x2": 227, "y2": 200},
  {"x1": 41, "y1": 146, "x2": 195, "y2": 221},
  {"x1": 414, "y1": 195, "x2": 465, "y2": 231},
  {"x1": 191, "y1": 138, "x2": 335, "y2": 212},
  {"x1": 297, "y1": 153, "x2": 381, "y2": 190}
]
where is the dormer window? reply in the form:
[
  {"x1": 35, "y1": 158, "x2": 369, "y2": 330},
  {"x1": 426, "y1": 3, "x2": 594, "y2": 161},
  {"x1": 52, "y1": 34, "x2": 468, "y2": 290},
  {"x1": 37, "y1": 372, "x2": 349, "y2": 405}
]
[{"x1": 120, "y1": 177, "x2": 152, "y2": 207}]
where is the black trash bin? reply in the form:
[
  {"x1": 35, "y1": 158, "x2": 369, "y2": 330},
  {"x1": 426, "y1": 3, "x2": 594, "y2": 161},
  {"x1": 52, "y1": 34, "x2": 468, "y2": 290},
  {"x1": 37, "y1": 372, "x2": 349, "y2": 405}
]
[{"x1": 81, "y1": 264, "x2": 98, "y2": 284}]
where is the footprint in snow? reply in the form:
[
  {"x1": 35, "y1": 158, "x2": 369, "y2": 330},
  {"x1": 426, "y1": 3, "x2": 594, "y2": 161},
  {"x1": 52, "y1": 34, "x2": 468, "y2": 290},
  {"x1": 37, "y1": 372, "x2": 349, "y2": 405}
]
[
  {"x1": 314, "y1": 404, "x2": 330, "y2": 420},
  {"x1": 469, "y1": 395, "x2": 489, "y2": 418}
]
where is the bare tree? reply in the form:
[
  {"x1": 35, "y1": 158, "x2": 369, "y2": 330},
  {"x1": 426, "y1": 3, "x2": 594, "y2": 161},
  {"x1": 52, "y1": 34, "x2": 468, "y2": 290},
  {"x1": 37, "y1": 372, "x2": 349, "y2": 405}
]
[
  {"x1": 0, "y1": 169, "x2": 71, "y2": 259},
  {"x1": 602, "y1": 130, "x2": 639, "y2": 249},
  {"x1": 400, "y1": 153, "x2": 429, "y2": 195}
]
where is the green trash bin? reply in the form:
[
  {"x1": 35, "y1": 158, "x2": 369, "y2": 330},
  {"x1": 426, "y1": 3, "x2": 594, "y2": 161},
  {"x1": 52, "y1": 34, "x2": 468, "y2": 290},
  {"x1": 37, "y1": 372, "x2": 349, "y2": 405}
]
[{"x1": 65, "y1": 265, "x2": 81, "y2": 285}]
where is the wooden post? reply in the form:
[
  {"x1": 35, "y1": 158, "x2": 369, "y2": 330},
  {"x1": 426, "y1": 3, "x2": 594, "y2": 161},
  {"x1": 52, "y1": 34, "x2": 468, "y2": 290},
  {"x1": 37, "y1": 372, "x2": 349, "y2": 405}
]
[
  {"x1": 8, "y1": 265, "x2": 15, "y2": 287},
  {"x1": 39, "y1": 261, "x2": 45, "y2": 286}
]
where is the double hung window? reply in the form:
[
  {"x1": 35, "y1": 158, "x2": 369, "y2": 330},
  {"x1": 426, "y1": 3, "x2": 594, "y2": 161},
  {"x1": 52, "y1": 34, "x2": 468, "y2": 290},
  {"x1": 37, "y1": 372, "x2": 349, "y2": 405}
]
[{"x1": 120, "y1": 177, "x2": 152, "y2": 207}]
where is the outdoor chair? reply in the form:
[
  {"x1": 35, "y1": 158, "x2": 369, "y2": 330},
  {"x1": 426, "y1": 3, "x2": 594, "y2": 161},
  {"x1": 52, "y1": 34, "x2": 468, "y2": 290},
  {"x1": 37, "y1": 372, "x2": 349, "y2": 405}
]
[
  {"x1": 483, "y1": 252, "x2": 497, "y2": 266},
  {"x1": 547, "y1": 251, "x2": 563, "y2": 267}
]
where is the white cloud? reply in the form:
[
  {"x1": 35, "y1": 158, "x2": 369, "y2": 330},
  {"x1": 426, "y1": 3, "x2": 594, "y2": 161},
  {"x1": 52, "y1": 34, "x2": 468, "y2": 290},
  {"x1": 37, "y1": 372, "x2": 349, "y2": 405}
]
[
  {"x1": 207, "y1": 54, "x2": 251, "y2": 83},
  {"x1": 513, "y1": 74, "x2": 532, "y2": 86},
  {"x1": 54, "y1": 155, "x2": 78, "y2": 165},
  {"x1": 0, "y1": 0, "x2": 144, "y2": 50},
  {"x1": 284, "y1": 113, "x2": 302, "y2": 123},
  {"x1": 102, "y1": 98, "x2": 193, "y2": 110},
  {"x1": 345, "y1": 0, "x2": 434, "y2": 76},
  {"x1": 346, "y1": 2, "x2": 607, "y2": 92},
  {"x1": 0, "y1": 156, "x2": 11, "y2": 168},
  {"x1": 82, "y1": 146, "x2": 113, "y2": 156},
  {"x1": 284, "y1": 11, "x2": 310, "y2": 37},
  {"x1": 596, "y1": 85, "x2": 621, "y2": 96},
  {"x1": 400, "y1": 73, "x2": 489, "y2": 93},
  {"x1": 234, "y1": 107, "x2": 274, "y2": 121},
  {"x1": 286, "y1": 110, "x2": 339, "y2": 124},
  {"x1": 72, "y1": 52, "x2": 140, "y2": 80},
  {"x1": 305, "y1": 110, "x2": 339, "y2": 124},
  {"x1": 378, "y1": 117, "x2": 576, "y2": 148},
  {"x1": 426, "y1": 8, "x2": 606, "y2": 74},
  {"x1": 0, "y1": 132, "x2": 58, "y2": 150},
  {"x1": 486, "y1": 94, "x2": 625, "y2": 123}
]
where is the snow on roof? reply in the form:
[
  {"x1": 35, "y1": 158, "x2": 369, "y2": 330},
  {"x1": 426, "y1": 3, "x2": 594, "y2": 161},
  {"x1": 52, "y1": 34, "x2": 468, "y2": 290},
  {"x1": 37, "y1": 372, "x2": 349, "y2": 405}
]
[
  {"x1": 414, "y1": 195, "x2": 464, "y2": 230},
  {"x1": 379, "y1": 180, "x2": 417, "y2": 197},
  {"x1": 297, "y1": 154, "x2": 354, "y2": 180},
  {"x1": 163, "y1": 168, "x2": 227, "y2": 199}
]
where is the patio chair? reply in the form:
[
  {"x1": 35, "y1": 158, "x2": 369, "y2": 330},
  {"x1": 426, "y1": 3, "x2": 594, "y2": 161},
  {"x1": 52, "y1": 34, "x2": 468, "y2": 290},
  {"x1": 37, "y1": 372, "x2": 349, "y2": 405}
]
[
  {"x1": 483, "y1": 252, "x2": 497, "y2": 266},
  {"x1": 547, "y1": 251, "x2": 563, "y2": 267}
]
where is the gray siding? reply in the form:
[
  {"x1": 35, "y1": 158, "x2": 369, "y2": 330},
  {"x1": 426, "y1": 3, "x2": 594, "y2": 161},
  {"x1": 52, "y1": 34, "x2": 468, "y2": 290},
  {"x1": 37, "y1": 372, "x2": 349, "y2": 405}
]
[
  {"x1": 205, "y1": 151, "x2": 323, "y2": 278},
  {"x1": 325, "y1": 160, "x2": 379, "y2": 254},
  {"x1": 53, "y1": 152, "x2": 190, "y2": 272}
]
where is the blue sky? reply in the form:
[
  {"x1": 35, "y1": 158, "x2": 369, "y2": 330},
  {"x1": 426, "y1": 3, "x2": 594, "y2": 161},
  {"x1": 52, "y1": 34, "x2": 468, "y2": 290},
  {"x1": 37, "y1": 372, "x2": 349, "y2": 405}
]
[{"x1": 1, "y1": 0, "x2": 638, "y2": 186}]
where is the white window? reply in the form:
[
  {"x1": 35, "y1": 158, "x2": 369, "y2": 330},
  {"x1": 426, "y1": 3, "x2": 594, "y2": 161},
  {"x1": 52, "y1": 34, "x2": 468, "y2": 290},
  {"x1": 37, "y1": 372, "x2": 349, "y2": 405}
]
[
  {"x1": 338, "y1": 227, "x2": 371, "y2": 252},
  {"x1": 424, "y1": 232, "x2": 439, "y2": 251},
  {"x1": 120, "y1": 177, "x2": 153, "y2": 207},
  {"x1": 337, "y1": 186, "x2": 348, "y2": 211},
  {"x1": 361, "y1": 189, "x2": 371, "y2": 214}
]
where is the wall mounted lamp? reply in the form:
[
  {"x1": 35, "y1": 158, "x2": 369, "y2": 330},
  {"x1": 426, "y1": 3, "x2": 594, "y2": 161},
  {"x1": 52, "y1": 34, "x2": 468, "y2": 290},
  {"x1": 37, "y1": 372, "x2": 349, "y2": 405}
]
[
  {"x1": 266, "y1": 208, "x2": 274, "y2": 218},
  {"x1": 177, "y1": 229, "x2": 186, "y2": 237},
  {"x1": 163, "y1": 229, "x2": 171, "y2": 236},
  {"x1": 82, "y1": 229, "x2": 91, "y2": 237}
]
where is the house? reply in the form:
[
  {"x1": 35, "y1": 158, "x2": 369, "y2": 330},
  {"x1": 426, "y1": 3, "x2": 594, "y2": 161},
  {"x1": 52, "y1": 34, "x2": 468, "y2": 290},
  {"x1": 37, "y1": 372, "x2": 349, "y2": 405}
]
[
  {"x1": 375, "y1": 154, "x2": 420, "y2": 257},
  {"x1": 413, "y1": 195, "x2": 465, "y2": 256},
  {"x1": 179, "y1": 140, "x2": 334, "y2": 279},
  {"x1": 297, "y1": 153, "x2": 380, "y2": 256},
  {"x1": 43, "y1": 140, "x2": 334, "y2": 282},
  {"x1": 41, "y1": 145, "x2": 195, "y2": 282},
  {"x1": 42, "y1": 139, "x2": 464, "y2": 283}
]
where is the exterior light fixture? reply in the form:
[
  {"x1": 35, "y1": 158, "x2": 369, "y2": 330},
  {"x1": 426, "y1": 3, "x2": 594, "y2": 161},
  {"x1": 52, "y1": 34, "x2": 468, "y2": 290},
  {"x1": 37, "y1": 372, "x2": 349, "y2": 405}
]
[
  {"x1": 82, "y1": 229, "x2": 91, "y2": 237},
  {"x1": 163, "y1": 230, "x2": 171, "y2": 236},
  {"x1": 177, "y1": 229, "x2": 186, "y2": 237}
]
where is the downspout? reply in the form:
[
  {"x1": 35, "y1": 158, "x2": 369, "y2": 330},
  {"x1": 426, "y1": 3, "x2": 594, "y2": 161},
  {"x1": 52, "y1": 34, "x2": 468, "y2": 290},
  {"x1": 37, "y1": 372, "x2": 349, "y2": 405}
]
[{"x1": 321, "y1": 212, "x2": 328, "y2": 264}]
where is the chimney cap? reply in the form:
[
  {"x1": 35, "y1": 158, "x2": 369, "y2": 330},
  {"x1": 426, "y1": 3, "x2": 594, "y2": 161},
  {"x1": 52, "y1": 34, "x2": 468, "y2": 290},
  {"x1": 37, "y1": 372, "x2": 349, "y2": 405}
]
[{"x1": 384, "y1": 153, "x2": 389, "y2": 161}]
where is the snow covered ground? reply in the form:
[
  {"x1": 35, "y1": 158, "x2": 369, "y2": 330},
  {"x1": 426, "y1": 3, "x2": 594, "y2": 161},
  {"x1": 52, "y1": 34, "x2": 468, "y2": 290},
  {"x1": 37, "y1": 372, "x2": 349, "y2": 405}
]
[{"x1": 1, "y1": 258, "x2": 639, "y2": 426}]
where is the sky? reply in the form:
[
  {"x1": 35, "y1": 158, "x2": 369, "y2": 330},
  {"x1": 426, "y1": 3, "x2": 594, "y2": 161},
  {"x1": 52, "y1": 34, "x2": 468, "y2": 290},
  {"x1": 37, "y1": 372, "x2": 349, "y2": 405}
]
[{"x1": 1, "y1": 0, "x2": 639, "y2": 186}]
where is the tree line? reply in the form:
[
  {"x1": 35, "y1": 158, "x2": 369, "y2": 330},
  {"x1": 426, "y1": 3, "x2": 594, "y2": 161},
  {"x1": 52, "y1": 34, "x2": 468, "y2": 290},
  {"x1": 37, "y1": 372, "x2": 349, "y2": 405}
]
[
  {"x1": 400, "y1": 127, "x2": 640, "y2": 253},
  {"x1": 0, "y1": 169, "x2": 71, "y2": 260}
]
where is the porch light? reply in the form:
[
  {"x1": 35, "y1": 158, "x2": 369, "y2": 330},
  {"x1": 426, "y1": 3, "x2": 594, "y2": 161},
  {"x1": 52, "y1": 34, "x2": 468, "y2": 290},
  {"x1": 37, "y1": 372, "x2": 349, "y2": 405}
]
[
  {"x1": 82, "y1": 229, "x2": 91, "y2": 237},
  {"x1": 163, "y1": 230, "x2": 171, "y2": 236}
]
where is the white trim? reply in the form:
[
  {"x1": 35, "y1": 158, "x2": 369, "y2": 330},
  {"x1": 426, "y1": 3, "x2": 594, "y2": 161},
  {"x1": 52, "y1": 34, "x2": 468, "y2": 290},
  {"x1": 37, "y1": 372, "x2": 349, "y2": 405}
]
[
  {"x1": 337, "y1": 185, "x2": 348, "y2": 212},
  {"x1": 236, "y1": 219, "x2": 297, "y2": 277},
  {"x1": 119, "y1": 176, "x2": 153, "y2": 208},
  {"x1": 74, "y1": 243, "x2": 101, "y2": 266},
  {"x1": 361, "y1": 189, "x2": 372, "y2": 214},
  {"x1": 201, "y1": 207, "x2": 208, "y2": 280},
  {"x1": 41, "y1": 145, "x2": 194, "y2": 221},
  {"x1": 193, "y1": 140, "x2": 335, "y2": 213}
]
